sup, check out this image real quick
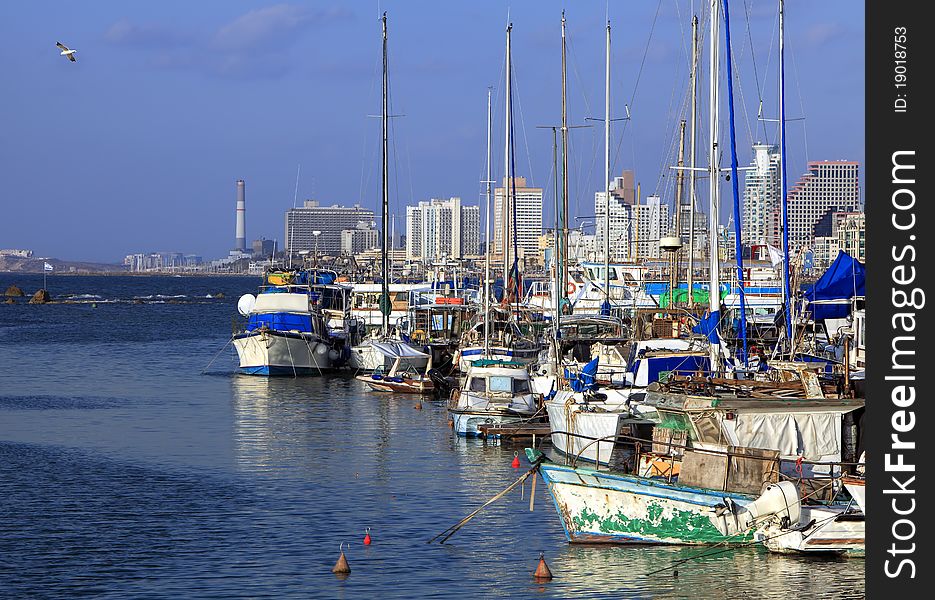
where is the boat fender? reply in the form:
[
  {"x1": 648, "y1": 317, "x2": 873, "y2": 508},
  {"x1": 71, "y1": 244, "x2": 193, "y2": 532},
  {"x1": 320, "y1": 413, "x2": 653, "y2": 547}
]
[
  {"x1": 328, "y1": 349, "x2": 340, "y2": 361},
  {"x1": 372, "y1": 375, "x2": 383, "y2": 380},
  {"x1": 315, "y1": 344, "x2": 329, "y2": 356}
]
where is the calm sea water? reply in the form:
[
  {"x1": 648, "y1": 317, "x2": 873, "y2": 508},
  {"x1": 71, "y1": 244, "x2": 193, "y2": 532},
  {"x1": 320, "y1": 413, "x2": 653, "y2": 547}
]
[{"x1": 0, "y1": 274, "x2": 864, "y2": 598}]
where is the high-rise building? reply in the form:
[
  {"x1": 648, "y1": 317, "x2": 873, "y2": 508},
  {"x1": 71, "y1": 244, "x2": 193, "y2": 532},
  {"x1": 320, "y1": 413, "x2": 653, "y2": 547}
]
[
  {"x1": 405, "y1": 197, "x2": 480, "y2": 261},
  {"x1": 633, "y1": 195, "x2": 669, "y2": 259},
  {"x1": 594, "y1": 175, "x2": 634, "y2": 261},
  {"x1": 767, "y1": 161, "x2": 861, "y2": 250},
  {"x1": 341, "y1": 222, "x2": 379, "y2": 255},
  {"x1": 284, "y1": 200, "x2": 375, "y2": 255},
  {"x1": 493, "y1": 177, "x2": 543, "y2": 261},
  {"x1": 742, "y1": 144, "x2": 781, "y2": 246},
  {"x1": 672, "y1": 204, "x2": 709, "y2": 260}
]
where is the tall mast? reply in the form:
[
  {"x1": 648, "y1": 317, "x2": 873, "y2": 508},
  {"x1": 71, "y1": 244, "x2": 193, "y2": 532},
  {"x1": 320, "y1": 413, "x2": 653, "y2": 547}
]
[
  {"x1": 502, "y1": 24, "x2": 513, "y2": 299},
  {"x1": 602, "y1": 20, "x2": 612, "y2": 312},
  {"x1": 552, "y1": 126, "x2": 561, "y2": 374},
  {"x1": 724, "y1": 0, "x2": 748, "y2": 365},
  {"x1": 484, "y1": 86, "x2": 493, "y2": 356},
  {"x1": 380, "y1": 12, "x2": 390, "y2": 338},
  {"x1": 673, "y1": 120, "x2": 687, "y2": 304},
  {"x1": 560, "y1": 11, "x2": 569, "y2": 311},
  {"x1": 707, "y1": 0, "x2": 722, "y2": 371},
  {"x1": 779, "y1": 0, "x2": 793, "y2": 350},
  {"x1": 688, "y1": 15, "x2": 699, "y2": 308}
]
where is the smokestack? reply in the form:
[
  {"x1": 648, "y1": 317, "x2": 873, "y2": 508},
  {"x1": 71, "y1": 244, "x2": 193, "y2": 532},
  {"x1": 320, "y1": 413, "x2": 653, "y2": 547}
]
[{"x1": 235, "y1": 179, "x2": 246, "y2": 251}]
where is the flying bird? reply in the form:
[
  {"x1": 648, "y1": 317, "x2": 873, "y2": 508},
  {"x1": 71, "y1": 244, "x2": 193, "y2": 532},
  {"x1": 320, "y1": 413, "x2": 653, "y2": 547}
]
[{"x1": 56, "y1": 42, "x2": 77, "y2": 62}]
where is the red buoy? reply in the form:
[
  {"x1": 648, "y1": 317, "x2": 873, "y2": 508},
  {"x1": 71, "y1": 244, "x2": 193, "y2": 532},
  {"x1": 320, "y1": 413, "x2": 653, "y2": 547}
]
[
  {"x1": 511, "y1": 452, "x2": 521, "y2": 469},
  {"x1": 363, "y1": 528, "x2": 372, "y2": 545},
  {"x1": 533, "y1": 552, "x2": 553, "y2": 581}
]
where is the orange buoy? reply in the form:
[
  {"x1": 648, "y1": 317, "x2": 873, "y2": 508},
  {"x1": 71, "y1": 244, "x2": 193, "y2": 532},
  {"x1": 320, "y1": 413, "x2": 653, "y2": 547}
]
[
  {"x1": 332, "y1": 544, "x2": 351, "y2": 575},
  {"x1": 414, "y1": 401, "x2": 423, "y2": 410},
  {"x1": 511, "y1": 451, "x2": 521, "y2": 469},
  {"x1": 533, "y1": 552, "x2": 553, "y2": 581},
  {"x1": 363, "y1": 528, "x2": 372, "y2": 545}
]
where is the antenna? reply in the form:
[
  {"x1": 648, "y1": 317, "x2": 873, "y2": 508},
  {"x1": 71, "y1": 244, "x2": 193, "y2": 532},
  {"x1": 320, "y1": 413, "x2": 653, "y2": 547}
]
[{"x1": 288, "y1": 164, "x2": 301, "y2": 268}]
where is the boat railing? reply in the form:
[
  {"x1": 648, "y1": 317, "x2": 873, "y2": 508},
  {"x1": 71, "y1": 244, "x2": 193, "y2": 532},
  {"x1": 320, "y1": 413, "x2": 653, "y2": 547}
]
[{"x1": 549, "y1": 428, "x2": 862, "y2": 497}]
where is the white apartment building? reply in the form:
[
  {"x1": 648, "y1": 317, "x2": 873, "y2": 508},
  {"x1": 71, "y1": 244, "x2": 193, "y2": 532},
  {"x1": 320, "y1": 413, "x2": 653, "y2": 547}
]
[
  {"x1": 493, "y1": 176, "x2": 543, "y2": 261},
  {"x1": 742, "y1": 143, "x2": 781, "y2": 246},
  {"x1": 406, "y1": 197, "x2": 480, "y2": 261}
]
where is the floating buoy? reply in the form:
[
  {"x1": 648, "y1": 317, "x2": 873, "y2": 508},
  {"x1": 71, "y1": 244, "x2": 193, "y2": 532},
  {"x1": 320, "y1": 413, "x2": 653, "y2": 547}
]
[
  {"x1": 332, "y1": 543, "x2": 351, "y2": 575},
  {"x1": 533, "y1": 552, "x2": 552, "y2": 581},
  {"x1": 447, "y1": 419, "x2": 454, "y2": 428},
  {"x1": 414, "y1": 401, "x2": 423, "y2": 410},
  {"x1": 363, "y1": 528, "x2": 372, "y2": 545},
  {"x1": 511, "y1": 451, "x2": 521, "y2": 469}
]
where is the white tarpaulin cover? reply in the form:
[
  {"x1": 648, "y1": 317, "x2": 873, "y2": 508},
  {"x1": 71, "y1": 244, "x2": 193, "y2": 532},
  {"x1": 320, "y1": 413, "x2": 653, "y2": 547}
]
[
  {"x1": 369, "y1": 341, "x2": 429, "y2": 359},
  {"x1": 252, "y1": 293, "x2": 310, "y2": 314},
  {"x1": 733, "y1": 412, "x2": 844, "y2": 460}
]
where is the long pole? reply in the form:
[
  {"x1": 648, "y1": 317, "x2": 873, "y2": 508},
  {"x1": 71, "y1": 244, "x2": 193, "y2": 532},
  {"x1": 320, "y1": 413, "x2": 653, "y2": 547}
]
[
  {"x1": 723, "y1": 0, "x2": 748, "y2": 366},
  {"x1": 602, "y1": 20, "x2": 612, "y2": 314},
  {"x1": 484, "y1": 86, "x2": 493, "y2": 356},
  {"x1": 707, "y1": 0, "x2": 722, "y2": 372},
  {"x1": 552, "y1": 126, "x2": 561, "y2": 375},
  {"x1": 673, "y1": 120, "x2": 687, "y2": 305},
  {"x1": 779, "y1": 0, "x2": 793, "y2": 351},
  {"x1": 503, "y1": 24, "x2": 513, "y2": 302},
  {"x1": 560, "y1": 11, "x2": 569, "y2": 312},
  {"x1": 688, "y1": 15, "x2": 699, "y2": 308},
  {"x1": 380, "y1": 12, "x2": 390, "y2": 338}
]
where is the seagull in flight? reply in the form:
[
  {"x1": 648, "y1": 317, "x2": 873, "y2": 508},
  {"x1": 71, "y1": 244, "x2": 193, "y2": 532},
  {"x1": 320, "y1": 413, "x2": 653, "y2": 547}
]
[{"x1": 56, "y1": 42, "x2": 77, "y2": 62}]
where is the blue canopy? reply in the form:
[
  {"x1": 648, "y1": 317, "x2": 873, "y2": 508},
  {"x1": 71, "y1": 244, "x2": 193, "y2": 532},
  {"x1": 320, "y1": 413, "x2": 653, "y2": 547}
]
[{"x1": 804, "y1": 250, "x2": 865, "y2": 320}]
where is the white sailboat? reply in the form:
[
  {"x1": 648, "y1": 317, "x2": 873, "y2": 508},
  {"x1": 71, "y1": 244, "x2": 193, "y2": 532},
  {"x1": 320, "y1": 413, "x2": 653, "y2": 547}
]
[
  {"x1": 449, "y1": 23, "x2": 541, "y2": 437},
  {"x1": 350, "y1": 13, "x2": 425, "y2": 373}
]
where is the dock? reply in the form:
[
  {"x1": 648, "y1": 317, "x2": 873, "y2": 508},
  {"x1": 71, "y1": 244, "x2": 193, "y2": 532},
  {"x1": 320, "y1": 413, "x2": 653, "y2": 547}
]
[{"x1": 476, "y1": 422, "x2": 552, "y2": 441}]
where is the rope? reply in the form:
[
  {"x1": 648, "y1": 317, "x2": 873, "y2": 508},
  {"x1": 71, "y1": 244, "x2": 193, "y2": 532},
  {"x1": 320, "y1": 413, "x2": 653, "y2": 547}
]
[{"x1": 201, "y1": 336, "x2": 235, "y2": 374}]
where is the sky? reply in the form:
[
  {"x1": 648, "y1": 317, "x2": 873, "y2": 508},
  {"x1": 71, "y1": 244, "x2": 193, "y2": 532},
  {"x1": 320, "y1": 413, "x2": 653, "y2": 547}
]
[{"x1": 0, "y1": 1, "x2": 864, "y2": 263}]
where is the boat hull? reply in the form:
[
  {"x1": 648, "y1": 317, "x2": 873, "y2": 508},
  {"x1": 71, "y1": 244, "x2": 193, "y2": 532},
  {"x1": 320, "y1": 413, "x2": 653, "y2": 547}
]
[
  {"x1": 538, "y1": 462, "x2": 756, "y2": 545},
  {"x1": 758, "y1": 506, "x2": 865, "y2": 557},
  {"x1": 449, "y1": 410, "x2": 528, "y2": 437},
  {"x1": 233, "y1": 330, "x2": 337, "y2": 376}
]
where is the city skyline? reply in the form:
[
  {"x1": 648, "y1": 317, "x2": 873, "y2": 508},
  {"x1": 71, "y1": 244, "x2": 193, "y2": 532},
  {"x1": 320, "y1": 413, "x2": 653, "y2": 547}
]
[{"x1": 1, "y1": 1, "x2": 864, "y2": 262}]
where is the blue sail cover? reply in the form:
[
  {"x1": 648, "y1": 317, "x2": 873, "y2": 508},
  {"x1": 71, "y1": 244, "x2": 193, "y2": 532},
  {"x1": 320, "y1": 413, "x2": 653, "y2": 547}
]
[
  {"x1": 692, "y1": 310, "x2": 722, "y2": 344},
  {"x1": 565, "y1": 356, "x2": 600, "y2": 392},
  {"x1": 804, "y1": 251, "x2": 865, "y2": 320}
]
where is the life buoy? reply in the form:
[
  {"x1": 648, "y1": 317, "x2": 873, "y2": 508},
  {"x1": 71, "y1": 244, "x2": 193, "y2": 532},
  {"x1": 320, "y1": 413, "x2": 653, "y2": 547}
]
[{"x1": 566, "y1": 282, "x2": 577, "y2": 296}]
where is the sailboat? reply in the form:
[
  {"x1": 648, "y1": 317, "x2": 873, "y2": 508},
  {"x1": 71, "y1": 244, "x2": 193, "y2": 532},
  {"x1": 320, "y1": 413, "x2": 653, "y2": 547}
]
[
  {"x1": 351, "y1": 13, "x2": 429, "y2": 379},
  {"x1": 448, "y1": 23, "x2": 541, "y2": 437}
]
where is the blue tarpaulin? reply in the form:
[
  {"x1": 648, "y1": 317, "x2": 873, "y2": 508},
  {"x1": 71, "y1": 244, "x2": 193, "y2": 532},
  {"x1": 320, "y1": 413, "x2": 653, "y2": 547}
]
[
  {"x1": 804, "y1": 251, "x2": 865, "y2": 320},
  {"x1": 565, "y1": 357, "x2": 600, "y2": 392}
]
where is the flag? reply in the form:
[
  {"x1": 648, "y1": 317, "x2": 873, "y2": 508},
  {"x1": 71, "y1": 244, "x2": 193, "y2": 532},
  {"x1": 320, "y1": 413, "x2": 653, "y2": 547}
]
[
  {"x1": 43, "y1": 262, "x2": 54, "y2": 272},
  {"x1": 766, "y1": 244, "x2": 784, "y2": 268}
]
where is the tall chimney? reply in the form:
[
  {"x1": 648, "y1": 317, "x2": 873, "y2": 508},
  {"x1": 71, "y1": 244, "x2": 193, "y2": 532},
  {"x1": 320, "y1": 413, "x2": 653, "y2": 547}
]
[{"x1": 235, "y1": 179, "x2": 246, "y2": 251}]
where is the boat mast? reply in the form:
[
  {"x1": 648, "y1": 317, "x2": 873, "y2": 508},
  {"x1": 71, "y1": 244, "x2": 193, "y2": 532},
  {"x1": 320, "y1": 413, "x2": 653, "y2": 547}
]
[
  {"x1": 707, "y1": 0, "x2": 722, "y2": 372},
  {"x1": 560, "y1": 11, "x2": 569, "y2": 313},
  {"x1": 688, "y1": 15, "x2": 699, "y2": 308},
  {"x1": 551, "y1": 126, "x2": 561, "y2": 376},
  {"x1": 602, "y1": 20, "x2": 612, "y2": 313},
  {"x1": 379, "y1": 12, "x2": 390, "y2": 338},
  {"x1": 724, "y1": 0, "x2": 748, "y2": 366},
  {"x1": 484, "y1": 86, "x2": 493, "y2": 356},
  {"x1": 502, "y1": 23, "x2": 513, "y2": 305},
  {"x1": 779, "y1": 0, "x2": 793, "y2": 352},
  {"x1": 673, "y1": 120, "x2": 686, "y2": 305}
]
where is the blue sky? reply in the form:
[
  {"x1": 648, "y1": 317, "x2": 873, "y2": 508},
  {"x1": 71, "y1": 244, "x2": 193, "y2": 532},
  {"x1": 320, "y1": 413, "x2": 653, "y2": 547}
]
[{"x1": 0, "y1": 1, "x2": 863, "y2": 262}]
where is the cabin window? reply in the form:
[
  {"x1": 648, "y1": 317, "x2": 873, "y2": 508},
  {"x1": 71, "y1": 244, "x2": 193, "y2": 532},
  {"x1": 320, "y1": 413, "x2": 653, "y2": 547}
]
[
  {"x1": 489, "y1": 376, "x2": 513, "y2": 393},
  {"x1": 512, "y1": 378, "x2": 531, "y2": 394},
  {"x1": 469, "y1": 377, "x2": 486, "y2": 392}
]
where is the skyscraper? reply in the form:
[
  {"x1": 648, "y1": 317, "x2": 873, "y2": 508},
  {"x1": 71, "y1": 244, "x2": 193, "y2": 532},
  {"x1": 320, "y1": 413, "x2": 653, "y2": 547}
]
[
  {"x1": 284, "y1": 201, "x2": 375, "y2": 255},
  {"x1": 405, "y1": 197, "x2": 480, "y2": 261},
  {"x1": 633, "y1": 195, "x2": 669, "y2": 259},
  {"x1": 493, "y1": 176, "x2": 543, "y2": 260},
  {"x1": 742, "y1": 144, "x2": 781, "y2": 246},
  {"x1": 768, "y1": 161, "x2": 861, "y2": 250},
  {"x1": 594, "y1": 179, "x2": 633, "y2": 261}
]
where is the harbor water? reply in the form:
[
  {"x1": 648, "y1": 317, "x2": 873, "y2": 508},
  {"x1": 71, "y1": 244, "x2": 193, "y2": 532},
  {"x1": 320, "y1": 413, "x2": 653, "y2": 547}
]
[{"x1": 0, "y1": 275, "x2": 864, "y2": 598}]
